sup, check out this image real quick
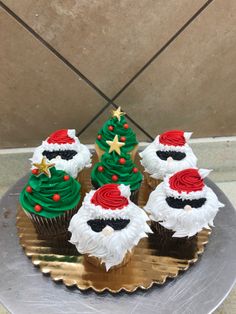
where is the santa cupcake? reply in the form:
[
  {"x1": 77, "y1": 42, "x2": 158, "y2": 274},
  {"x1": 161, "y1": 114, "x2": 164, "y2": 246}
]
[
  {"x1": 31, "y1": 129, "x2": 91, "y2": 179},
  {"x1": 145, "y1": 168, "x2": 224, "y2": 241},
  {"x1": 69, "y1": 184, "x2": 151, "y2": 271},
  {"x1": 140, "y1": 130, "x2": 197, "y2": 189}
]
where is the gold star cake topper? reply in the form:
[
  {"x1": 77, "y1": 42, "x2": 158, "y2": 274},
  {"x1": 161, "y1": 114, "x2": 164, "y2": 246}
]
[
  {"x1": 111, "y1": 106, "x2": 125, "y2": 121},
  {"x1": 106, "y1": 135, "x2": 125, "y2": 155},
  {"x1": 33, "y1": 157, "x2": 55, "y2": 178}
]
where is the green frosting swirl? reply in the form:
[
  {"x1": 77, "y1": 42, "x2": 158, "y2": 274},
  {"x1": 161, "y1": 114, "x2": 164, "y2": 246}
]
[
  {"x1": 91, "y1": 152, "x2": 142, "y2": 191},
  {"x1": 20, "y1": 167, "x2": 81, "y2": 218},
  {"x1": 95, "y1": 116, "x2": 138, "y2": 153}
]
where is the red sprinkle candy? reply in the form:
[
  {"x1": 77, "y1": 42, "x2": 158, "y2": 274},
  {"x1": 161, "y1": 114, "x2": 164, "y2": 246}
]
[
  {"x1": 112, "y1": 175, "x2": 118, "y2": 181},
  {"x1": 98, "y1": 166, "x2": 104, "y2": 172},
  {"x1": 53, "y1": 194, "x2": 61, "y2": 202},
  {"x1": 34, "y1": 204, "x2": 42, "y2": 212},
  {"x1": 64, "y1": 175, "x2": 70, "y2": 181},
  {"x1": 26, "y1": 186, "x2": 32, "y2": 193},
  {"x1": 120, "y1": 136, "x2": 126, "y2": 142},
  {"x1": 119, "y1": 158, "x2": 126, "y2": 164},
  {"x1": 32, "y1": 169, "x2": 38, "y2": 175},
  {"x1": 133, "y1": 167, "x2": 139, "y2": 173},
  {"x1": 123, "y1": 123, "x2": 129, "y2": 129},
  {"x1": 108, "y1": 125, "x2": 114, "y2": 131},
  {"x1": 97, "y1": 134, "x2": 102, "y2": 140}
]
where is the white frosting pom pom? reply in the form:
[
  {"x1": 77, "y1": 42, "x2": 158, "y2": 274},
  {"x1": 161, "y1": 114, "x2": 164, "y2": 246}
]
[
  {"x1": 199, "y1": 168, "x2": 212, "y2": 179},
  {"x1": 118, "y1": 184, "x2": 131, "y2": 199}
]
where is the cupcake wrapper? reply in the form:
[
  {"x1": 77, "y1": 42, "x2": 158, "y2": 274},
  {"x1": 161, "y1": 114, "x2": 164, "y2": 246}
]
[
  {"x1": 129, "y1": 189, "x2": 139, "y2": 205},
  {"x1": 23, "y1": 204, "x2": 80, "y2": 237},
  {"x1": 129, "y1": 144, "x2": 138, "y2": 162},
  {"x1": 144, "y1": 172, "x2": 162, "y2": 190},
  {"x1": 77, "y1": 170, "x2": 91, "y2": 199},
  {"x1": 151, "y1": 221, "x2": 197, "y2": 246},
  {"x1": 91, "y1": 180, "x2": 139, "y2": 205},
  {"x1": 94, "y1": 143, "x2": 105, "y2": 162},
  {"x1": 84, "y1": 250, "x2": 133, "y2": 271},
  {"x1": 95, "y1": 143, "x2": 138, "y2": 162}
]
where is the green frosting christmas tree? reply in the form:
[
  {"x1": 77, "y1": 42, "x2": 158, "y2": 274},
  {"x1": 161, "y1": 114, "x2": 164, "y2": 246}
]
[
  {"x1": 95, "y1": 107, "x2": 138, "y2": 154},
  {"x1": 20, "y1": 158, "x2": 81, "y2": 218},
  {"x1": 91, "y1": 148, "x2": 142, "y2": 192}
]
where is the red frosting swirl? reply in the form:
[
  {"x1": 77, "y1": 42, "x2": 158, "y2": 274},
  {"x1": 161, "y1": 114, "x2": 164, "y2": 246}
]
[
  {"x1": 169, "y1": 169, "x2": 204, "y2": 193},
  {"x1": 159, "y1": 130, "x2": 185, "y2": 147},
  {"x1": 47, "y1": 129, "x2": 75, "y2": 144},
  {"x1": 91, "y1": 184, "x2": 128, "y2": 210}
]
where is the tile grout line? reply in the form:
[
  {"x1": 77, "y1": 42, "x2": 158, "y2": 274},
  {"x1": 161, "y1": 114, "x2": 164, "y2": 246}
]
[
  {"x1": 77, "y1": 0, "x2": 215, "y2": 136},
  {"x1": 0, "y1": 1, "x2": 153, "y2": 140}
]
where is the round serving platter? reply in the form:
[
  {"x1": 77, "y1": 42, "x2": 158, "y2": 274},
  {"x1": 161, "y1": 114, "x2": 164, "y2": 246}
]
[
  {"x1": 0, "y1": 173, "x2": 236, "y2": 314},
  {"x1": 16, "y1": 156, "x2": 211, "y2": 293}
]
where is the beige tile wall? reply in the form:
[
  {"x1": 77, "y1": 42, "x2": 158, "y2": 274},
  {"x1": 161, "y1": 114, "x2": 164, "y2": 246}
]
[{"x1": 0, "y1": 0, "x2": 236, "y2": 148}]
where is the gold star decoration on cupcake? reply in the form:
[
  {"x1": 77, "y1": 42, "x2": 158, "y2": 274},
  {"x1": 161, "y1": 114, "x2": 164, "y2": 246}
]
[
  {"x1": 111, "y1": 106, "x2": 125, "y2": 121},
  {"x1": 33, "y1": 157, "x2": 55, "y2": 178},
  {"x1": 106, "y1": 135, "x2": 125, "y2": 155}
]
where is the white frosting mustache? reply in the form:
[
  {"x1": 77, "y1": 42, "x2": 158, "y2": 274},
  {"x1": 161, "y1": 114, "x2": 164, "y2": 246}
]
[
  {"x1": 140, "y1": 140, "x2": 197, "y2": 180},
  {"x1": 69, "y1": 198, "x2": 152, "y2": 271},
  {"x1": 144, "y1": 183, "x2": 224, "y2": 237},
  {"x1": 31, "y1": 141, "x2": 91, "y2": 178}
]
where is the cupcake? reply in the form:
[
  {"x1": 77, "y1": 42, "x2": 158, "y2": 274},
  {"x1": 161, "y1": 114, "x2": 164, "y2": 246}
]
[
  {"x1": 91, "y1": 136, "x2": 142, "y2": 204},
  {"x1": 31, "y1": 129, "x2": 91, "y2": 179},
  {"x1": 95, "y1": 107, "x2": 138, "y2": 161},
  {"x1": 69, "y1": 184, "x2": 151, "y2": 271},
  {"x1": 20, "y1": 157, "x2": 81, "y2": 236},
  {"x1": 140, "y1": 130, "x2": 197, "y2": 189},
  {"x1": 145, "y1": 168, "x2": 224, "y2": 241}
]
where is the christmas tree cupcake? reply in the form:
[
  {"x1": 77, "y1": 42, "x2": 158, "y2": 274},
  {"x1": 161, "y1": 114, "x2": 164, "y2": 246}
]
[
  {"x1": 140, "y1": 130, "x2": 197, "y2": 190},
  {"x1": 20, "y1": 158, "x2": 81, "y2": 236},
  {"x1": 145, "y1": 168, "x2": 224, "y2": 242},
  {"x1": 95, "y1": 107, "x2": 138, "y2": 161},
  {"x1": 91, "y1": 135, "x2": 142, "y2": 204},
  {"x1": 31, "y1": 129, "x2": 91, "y2": 179},
  {"x1": 69, "y1": 184, "x2": 151, "y2": 271}
]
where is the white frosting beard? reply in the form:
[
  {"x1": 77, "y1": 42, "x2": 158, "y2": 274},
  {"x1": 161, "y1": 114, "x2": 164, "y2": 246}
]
[
  {"x1": 68, "y1": 190, "x2": 152, "y2": 271},
  {"x1": 139, "y1": 140, "x2": 197, "y2": 180},
  {"x1": 144, "y1": 183, "x2": 224, "y2": 237},
  {"x1": 31, "y1": 140, "x2": 91, "y2": 178}
]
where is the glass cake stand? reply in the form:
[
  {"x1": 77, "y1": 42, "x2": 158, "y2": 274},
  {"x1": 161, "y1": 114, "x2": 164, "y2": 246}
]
[{"x1": 0, "y1": 175, "x2": 235, "y2": 314}]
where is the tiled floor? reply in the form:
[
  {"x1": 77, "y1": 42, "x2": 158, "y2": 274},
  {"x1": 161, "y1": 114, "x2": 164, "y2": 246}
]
[{"x1": 0, "y1": 177, "x2": 235, "y2": 313}]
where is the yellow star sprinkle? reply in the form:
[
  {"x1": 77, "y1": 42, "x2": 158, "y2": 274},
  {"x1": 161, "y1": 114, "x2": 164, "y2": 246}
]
[
  {"x1": 106, "y1": 135, "x2": 125, "y2": 155},
  {"x1": 33, "y1": 157, "x2": 55, "y2": 178},
  {"x1": 111, "y1": 106, "x2": 125, "y2": 121}
]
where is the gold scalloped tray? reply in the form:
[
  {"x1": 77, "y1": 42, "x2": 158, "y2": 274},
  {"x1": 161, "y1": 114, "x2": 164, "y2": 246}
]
[{"x1": 16, "y1": 155, "x2": 211, "y2": 293}]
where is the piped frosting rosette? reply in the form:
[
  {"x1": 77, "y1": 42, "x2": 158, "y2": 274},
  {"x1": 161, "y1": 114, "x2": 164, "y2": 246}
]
[
  {"x1": 69, "y1": 184, "x2": 151, "y2": 271},
  {"x1": 140, "y1": 130, "x2": 197, "y2": 179},
  {"x1": 31, "y1": 129, "x2": 91, "y2": 178},
  {"x1": 145, "y1": 168, "x2": 224, "y2": 237}
]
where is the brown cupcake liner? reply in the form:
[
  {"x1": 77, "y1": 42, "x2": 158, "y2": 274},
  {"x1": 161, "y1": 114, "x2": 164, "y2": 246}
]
[
  {"x1": 129, "y1": 189, "x2": 140, "y2": 205},
  {"x1": 91, "y1": 180, "x2": 139, "y2": 205},
  {"x1": 95, "y1": 142, "x2": 138, "y2": 162},
  {"x1": 23, "y1": 204, "x2": 80, "y2": 237},
  {"x1": 151, "y1": 221, "x2": 197, "y2": 247},
  {"x1": 84, "y1": 249, "x2": 133, "y2": 271},
  {"x1": 144, "y1": 172, "x2": 162, "y2": 190},
  {"x1": 76, "y1": 170, "x2": 91, "y2": 199}
]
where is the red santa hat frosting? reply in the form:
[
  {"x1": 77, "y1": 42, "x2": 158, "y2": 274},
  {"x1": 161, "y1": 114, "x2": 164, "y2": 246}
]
[
  {"x1": 164, "y1": 168, "x2": 212, "y2": 199},
  {"x1": 91, "y1": 184, "x2": 131, "y2": 210},
  {"x1": 41, "y1": 129, "x2": 80, "y2": 151},
  {"x1": 157, "y1": 130, "x2": 192, "y2": 151},
  {"x1": 47, "y1": 129, "x2": 76, "y2": 144}
]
